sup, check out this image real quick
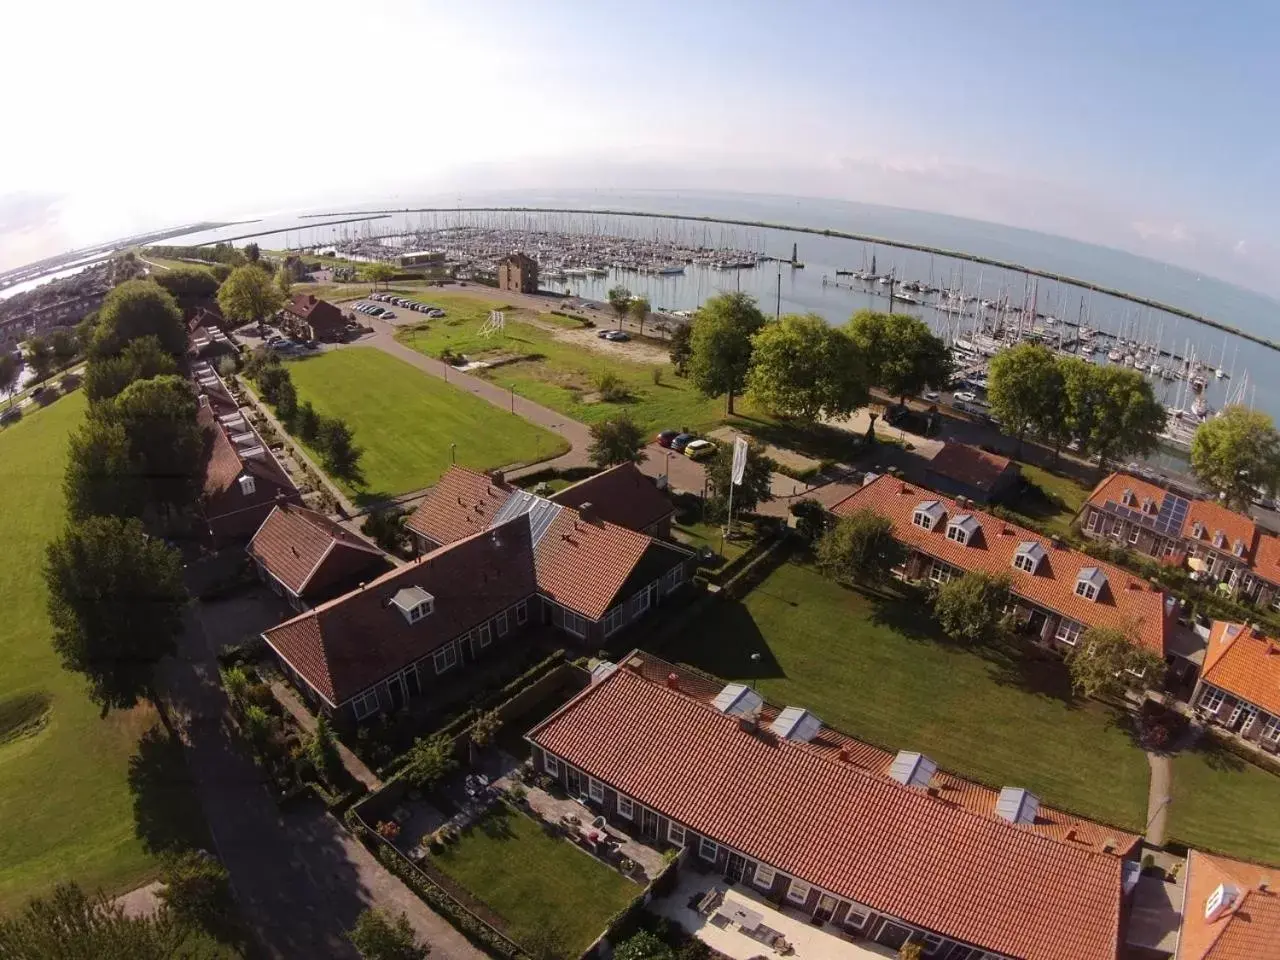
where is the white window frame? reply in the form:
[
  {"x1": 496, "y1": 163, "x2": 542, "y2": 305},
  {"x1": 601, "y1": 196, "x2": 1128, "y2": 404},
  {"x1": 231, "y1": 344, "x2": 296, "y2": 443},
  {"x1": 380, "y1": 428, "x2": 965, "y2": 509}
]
[
  {"x1": 603, "y1": 606, "x2": 626, "y2": 637},
  {"x1": 753, "y1": 864, "x2": 776, "y2": 889},
  {"x1": 927, "y1": 560, "x2": 955, "y2": 584},
  {"x1": 433, "y1": 644, "x2": 457, "y2": 674},
  {"x1": 496, "y1": 611, "x2": 509, "y2": 637},
  {"x1": 1213, "y1": 531, "x2": 1226, "y2": 549},
  {"x1": 1164, "y1": 541, "x2": 1178, "y2": 558},
  {"x1": 1013, "y1": 553, "x2": 1036, "y2": 574},
  {"x1": 635, "y1": 587, "x2": 652, "y2": 615},
  {"x1": 662, "y1": 566, "x2": 681, "y2": 594},
  {"x1": 588, "y1": 778, "x2": 605, "y2": 803},
  {"x1": 352, "y1": 688, "x2": 380, "y2": 720},
  {"x1": 787, "y1": 879, "x2": 812, "y2": 904},
  {"x1": 913, "y1": 511, "x2": 934, "y2": 531},
  {"x1": 698, "y1": 836, "x2": 718, "y2": 862},
  {"x1": 946, "y1": 524, "x2": 967, "y2": 545},
  {"x1": 1128, "y1": 527, "x2": 1141, "y2": 545},
  {"x1": 563, "y1": 610, "x2": 588, "y2": 638},
  {"x1": 1054, "y1": 619, "x2": 1083, "y2": 646},
  {"x1": 1199, "y1": 687, "x2": 1225, "y2": 714},
  {"x1": 407, "y1": 599, "x2": 433, "y2": 623},
  {"x1": 476, "y1": 621, "x2": 492, "y2": 648},
  {"x1": 1075, "y1": 580, "x2": 1098, "y2": 601},
  {"x1": 544, "y1": 753, "x2": 560, "y2": 776},
  {"x1": 1086, "y1": 510, "x2": 1101, "y2": 533},
  {"x1": 844, "y1": 903, "x2": 869, "y2": 930},
  {"x1": 617, "y1": 795, "x2": 634, "y2": 819},
  {"x1": 515, "y1": 600, "x2": 529, "y2": 625},
  {"x1": 1192, "y1": 521, "x2": 1204, "y2": 539},
  {"x1": 668, "y1": 821, "x2": 686, "y2": 846},
  {"x1": 1262, "y1": 716, "x2": 1280, "y2": 743}
]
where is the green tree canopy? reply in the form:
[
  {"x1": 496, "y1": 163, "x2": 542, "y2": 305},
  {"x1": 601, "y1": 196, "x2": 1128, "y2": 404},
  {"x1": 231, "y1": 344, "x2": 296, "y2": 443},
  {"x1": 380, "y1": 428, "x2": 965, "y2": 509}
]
[
  {"x1": 1064, "y1": 363, "x2": 1165, "y2": 471},
  {"x1": 629, "y1": 296, "x2": 651, "y2": 336},
  {"x1": 308, "y1": 714, "x2": 343, "y2": 786},
  {"x1": 93, "y1": 279, "x2": 186, "y2": 359},
  {"x1": 0, "y1": 883, "x2": 193, "y2": 959},
  {"x1": 157, "y1": 851, "x2": 232, "y2": 934},
  {"x1": 846, "y1": 311, "x2": 953, "y2": 402},
  {"x1": 84, "y1": 335, "x2": 179, "y2": 404},
  {"x1": 106, "y1": 375, "x2": 204, "y2": 513},
  {"x1": 688, "y1": 292, "x2": 767, "y2": 414},
  {"x1": 244, "y1": 242, "x2": 261, "y2": 263},
  {"x1": 931, "y1": 571, "x2": 1014, "y2": 645},
  {"x1": 276, "y1": 265, "x2": 293, "y2": 296},
  {"x1": 1065, "y1": 627, "x2": 1166, "y2": 700},
  {"x1": 816, "y1": 508, "x2": 906, "y2": 586},
  {"x1": 25, "y1": 336, "x2": 55, "y2": 383},
  {"x1": 613, "y1": 929, "x2": 674, "y2": 960},
  {"x1": 348, "y1": 908, "x2": 428, "y2": 960},
  {"x1": 44, "y1": 515, "x2": 188, "y2": 710},
  {"x1": 64, "y1": 417, "x2": 147, "y2": 520},
  {"x1": 746, "y1": 312, "x2": 868, "y2": 422},
  {"x1": 668, "y1": 322, "x2": 692, "y2": 375},
  {"x1": 986, "y1": 343, "x2": 1063, "y2": 451},
  {"x1": 588, "y1": 413, "x2": 647, "y2": 466},
  {"x1": 402, "y1": 735, "x2": 457, "y2": 791},
  {"x1": 607, "y1": 286, "x2": 632, "y2": 328},
  {"x1": 320, "y1": 417, "x2": 363, "y2": 482},
  {"x1": 49, "y1": 328, "x2": 79, "y2": 366},
  {"x1": 1190, "y1": 405, "x2": 1280, "y2": 508},
  {"x1": 363, "y1": 262, "x2": 395, "y2": 288},
  {"x1": 153, "y1": 266, "x2": 220, "y2": 304},
  {"x1": 216, "y1": 264, "x2": 284, "y2": 327},
  {"x1": 0, "y1": 352, "x2": 19, "y2": 402},
  {"x1": 704, "y1": 438, "x2": 774, "y2": 518}
]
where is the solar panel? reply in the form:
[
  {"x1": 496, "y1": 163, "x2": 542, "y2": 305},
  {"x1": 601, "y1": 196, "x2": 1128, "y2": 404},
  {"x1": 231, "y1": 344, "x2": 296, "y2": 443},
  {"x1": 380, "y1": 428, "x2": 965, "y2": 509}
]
[
  {"x1": 491, "y1": 490, "x2": 563, "y2": 546},
  {"x1": 1104, "y1": 492, "x2": 1189, "y2": 536}
]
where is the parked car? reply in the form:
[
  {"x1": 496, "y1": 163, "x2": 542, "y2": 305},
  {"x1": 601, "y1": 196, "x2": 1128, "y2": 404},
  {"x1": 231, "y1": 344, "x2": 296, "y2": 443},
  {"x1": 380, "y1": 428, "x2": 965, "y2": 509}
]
[
  {"x1": 656, "y1": 430, "x2": 680, "y2": 448},
  {"x1": 596, "y1": 329, "x2": 612, "y2": 339},
  {"x1": 267, "y1": 335, "x2": 283, "y2": 345},
  {"x1": 922, "y1": 390, "x2": 940, "y2": 402},
  {"x1": 382, "y1": 311, "x2": 395, "y2": 319},
  {"x1": 953, "y1": 391, "x2": 977, "y2": 403},
  {"x1": 427, "y1": 309, "x2": 444, "y2": 318},
  {"x1": 684, "y1": 439, "x2": 716, "y2": 460},
  {"x1": 671, "y1": 433, "x2": 695, "y2": 452},
  {"x1": 604, "y1": 330, "x2": 631, "y2": 342}
]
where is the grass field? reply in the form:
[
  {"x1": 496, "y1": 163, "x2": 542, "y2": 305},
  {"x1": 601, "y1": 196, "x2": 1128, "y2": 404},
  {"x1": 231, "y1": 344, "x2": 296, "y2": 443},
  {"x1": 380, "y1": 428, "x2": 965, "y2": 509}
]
[
  {"x1": 283, "y1": 347, "x2": 567, "y2": 501},
  {"x1": 431, "y1": 803, "x2": 638, "y2": 954},
  {"x1": 0, "y1": 393, "x2": 162, "y2": 911},
  {"x1": 1006, "y1": 462, "x2": 1092, "y2": 537},
  {"x1": 1169, "y1": 742, "x2": 1280, "y2": 864},
  {"x1": 394, "y1": 294, "x2": 743, "y2": 435},
  {"x1": 664, "y1": 559, "x2": 1152, "y2": 829}
]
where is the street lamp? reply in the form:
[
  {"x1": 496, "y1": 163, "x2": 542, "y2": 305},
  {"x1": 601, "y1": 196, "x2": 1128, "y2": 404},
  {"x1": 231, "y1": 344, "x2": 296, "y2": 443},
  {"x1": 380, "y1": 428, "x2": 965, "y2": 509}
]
[
  {"x1": 450, "y1": 442, "x2": 457, "y2": 465},
  {"x1": 749, "y1": 652, "x2": 762, "y2": 692},
  {"x1": 510, "y1": 384, "x2": 515, "y2": 414},
  {"x1": 665, "y1": 451, "x2": 673, "y2": 481}
]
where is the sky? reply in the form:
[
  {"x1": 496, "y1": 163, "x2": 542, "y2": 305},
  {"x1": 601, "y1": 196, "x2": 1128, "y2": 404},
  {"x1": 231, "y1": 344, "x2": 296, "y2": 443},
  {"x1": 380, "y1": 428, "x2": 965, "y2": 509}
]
[{"x1": 3, "y1": 0, "x2": 1278, "y2": 294}]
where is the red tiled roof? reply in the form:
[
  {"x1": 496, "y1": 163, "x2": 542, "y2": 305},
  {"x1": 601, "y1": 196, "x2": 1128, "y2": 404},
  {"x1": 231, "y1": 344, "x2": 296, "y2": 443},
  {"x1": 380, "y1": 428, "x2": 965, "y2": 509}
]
[
  {"x1": 285, "y1": 294, "x2": 347, "y2": 335},
  {"x1": 926, "y1": 443, "x2": 1017, "y2": 492},
  {"x1": 405, "y1": 466, "x2": 514, "y2": 546},
  {"x1": 531, "y1": 662, "x2": 1124, "y2": 960},
  {"x1": 549, "y1": 462, "x2": 674, "y2": 533},
  {"x1": 834, "y1": 475, "x2": 1173, "y2": 655},
  {"x1": 247, "y1": 503, "x2": 387, "y2": 598},
  {"x1": 263, "y1": 518, "x2": 537, "y2": 705},
  {"x1": 534, "y1": 510, "x2": 657, "y2": 620},
  {"x1": 1250, "y1": 533, "x2": 1280, "y2": 587},
  {"x1": 1177, "y1": 851, "x2": 1280, "y2": 960},
  {"x1": 1201, "y1": 621, "x2": 1280, "y2": 717},
  {"x1": 197, "y1": 402, "x2": 301, "y2": 538}
]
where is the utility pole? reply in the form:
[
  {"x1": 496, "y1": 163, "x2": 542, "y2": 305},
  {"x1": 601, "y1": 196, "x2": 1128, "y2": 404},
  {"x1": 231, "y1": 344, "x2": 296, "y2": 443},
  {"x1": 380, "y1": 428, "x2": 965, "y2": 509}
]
[{"x1": 775, "y1": 267, "x2": 781, "y2": 322}]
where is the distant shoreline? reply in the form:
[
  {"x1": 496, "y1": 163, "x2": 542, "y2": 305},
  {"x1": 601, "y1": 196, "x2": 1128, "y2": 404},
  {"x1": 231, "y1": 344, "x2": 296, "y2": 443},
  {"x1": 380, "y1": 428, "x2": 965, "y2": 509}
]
[{"x1": 298, "y1": 205, "x2": 1280, "y2": 354}]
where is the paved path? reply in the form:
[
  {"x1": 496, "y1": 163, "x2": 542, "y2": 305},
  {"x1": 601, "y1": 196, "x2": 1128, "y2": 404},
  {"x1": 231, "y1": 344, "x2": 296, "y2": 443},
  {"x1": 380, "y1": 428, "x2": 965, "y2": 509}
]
[
  {"x1": 158, "y1": 606, "x2": 486, "y2": 960},
  {"x1": 114, "y1": 880, "x2": 165, "y2": 918},
  {"x1": 1145, "y1": 751, "x2": 1173, "y2": 846},
  {"x1": 271, "y1": 680, "x2": 381, "y2": 791}
]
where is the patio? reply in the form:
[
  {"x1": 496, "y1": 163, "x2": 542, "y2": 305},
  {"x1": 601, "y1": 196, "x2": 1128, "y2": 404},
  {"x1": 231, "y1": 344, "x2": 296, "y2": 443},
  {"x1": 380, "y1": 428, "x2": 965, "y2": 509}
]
[{"x1": 651, "y1": 871, "x2": 895, "y2": 960}]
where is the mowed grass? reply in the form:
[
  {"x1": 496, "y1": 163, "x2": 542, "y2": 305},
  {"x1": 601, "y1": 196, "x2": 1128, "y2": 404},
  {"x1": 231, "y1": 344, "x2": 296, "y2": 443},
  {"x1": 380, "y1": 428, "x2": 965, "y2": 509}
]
[
  {"x1": 0, "y1": 393, "x2": 161, "y2": 911},
  {"x1": 1169, "y1": 744, "x2": 1280, "y2": 864},
  {"x1": 1006, "y1": 462, "x2": 1092, "y2": 537},
  {"x1": 664, "y1": 560, "x2": 1151, "y2": 829},
  {"x1": 284, "y1": 347, "x2": 566, "y2": 500},
  {"x1": 431, "y1": 803, "x2": 638, "y2": 954},
  {"x1": 395, "y1": 293, "x2": 743, "y2": 435}
]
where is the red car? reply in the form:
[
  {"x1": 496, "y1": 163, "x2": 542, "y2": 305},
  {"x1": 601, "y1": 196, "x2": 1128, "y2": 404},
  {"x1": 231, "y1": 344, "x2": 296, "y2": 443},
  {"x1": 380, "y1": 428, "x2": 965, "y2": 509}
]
[{"x1": 656, "y1": 430, "x2": 679, "y2": 448}]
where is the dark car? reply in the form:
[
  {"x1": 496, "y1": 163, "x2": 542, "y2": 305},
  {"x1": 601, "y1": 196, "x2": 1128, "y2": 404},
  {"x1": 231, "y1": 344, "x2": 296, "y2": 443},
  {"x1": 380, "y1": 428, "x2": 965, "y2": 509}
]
[
  {"x1": 605, "y1": 330, "x2": 631, "y2": 342},
  {"x1": 596, "y1": 329, "x2": 612, "y2": 339},
  {"x1": 671, "y1": 433, "x2": 695, "y2": 452},
  {"x1": 656, "y1": 430, "x2": 679, "y2": 448}
]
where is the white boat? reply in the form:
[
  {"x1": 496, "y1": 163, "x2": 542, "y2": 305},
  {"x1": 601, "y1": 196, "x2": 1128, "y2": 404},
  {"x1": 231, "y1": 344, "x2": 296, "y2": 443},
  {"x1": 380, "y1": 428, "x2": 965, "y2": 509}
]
[
  {"x1": 656, "y1": 264, "x2": 685, "y2": 275},
  {"x1": 1108, "y1": 350, "x2": 1122, "y2": 362},
  {"x1": 1216, "y1": 367, "x2": 1225, "y2": 379}
]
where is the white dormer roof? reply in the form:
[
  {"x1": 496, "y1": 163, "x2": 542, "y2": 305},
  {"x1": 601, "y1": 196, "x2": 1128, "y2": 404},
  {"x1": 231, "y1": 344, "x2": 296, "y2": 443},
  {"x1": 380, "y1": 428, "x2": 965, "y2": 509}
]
[
  {"x1": 1014, "y1": 541, "x2": 1046, "y2": 572},
  {"x1": 390, "y1": 585, "x2": 435, "y2": 624},
  {"x1": 1077, "y1": 566, "x2": 1108, "y2": 595},
  {"x1": 949, "y1": 514, "x2": 980, "y2": 538},
  {"x1": 888, "y1": 750, "x2": 937, "y2": 790},
  {"x1": 996, "y1": 786, "x2": 1040, "y2": 825},
  {"x1": 712, "y1": 682, "x2": 763, "y2": 718},
  {"x1": 769, "y1": 706, "x2": 821, "y2": 742},
  {"x1": 915, "y1": 500, "x2": 945, "y2": 523}
]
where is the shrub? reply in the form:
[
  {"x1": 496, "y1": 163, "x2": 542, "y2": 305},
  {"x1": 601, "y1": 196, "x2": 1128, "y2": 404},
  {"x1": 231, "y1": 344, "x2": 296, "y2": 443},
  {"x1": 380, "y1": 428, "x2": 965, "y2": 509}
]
[
  {"x1": 308, "y1": 714, "x2": 344, "y2": 786},
  {"x1": 157, "y1": 850, "x2": 232, "y2": 932},
  {"x1": 592, "y1": 369, "x2": 630, "y2": 402},
  {"x1": 376, "y1": 820, "x2": 401, "y2": 842},
  {"x1": 220, "y1": 665, "x2": 249, "y2": 704},
  {"x1": 651, "y1": 367, "x2": 662, "y2": 386}
]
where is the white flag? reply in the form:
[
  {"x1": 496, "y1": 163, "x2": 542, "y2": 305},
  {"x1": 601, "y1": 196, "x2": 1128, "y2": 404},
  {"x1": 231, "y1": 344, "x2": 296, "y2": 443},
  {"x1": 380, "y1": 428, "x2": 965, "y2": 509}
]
[{"x1": 731, "y1": 436, "x2": 749, "y2": 486}]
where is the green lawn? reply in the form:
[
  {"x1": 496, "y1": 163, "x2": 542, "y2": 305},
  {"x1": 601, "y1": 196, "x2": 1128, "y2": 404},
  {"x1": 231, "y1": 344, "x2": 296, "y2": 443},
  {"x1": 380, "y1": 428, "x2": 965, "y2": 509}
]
[
  {"x1": 1169, "y1": 743, "x2": 1280, "y2": 863},
  {"x1": 283, "y1": 347, "x2": 567, "y2": 501},
  {"x1": 431, "y1": 803, "x2": 638, "y2": 954},
  {"x1": 395, "y1": 294, "x2": 745, "y2": 435},
  {"x1": 0, "y1": 393, "x2": 162, "y2": 911},
  {"x1": 663, "y1": 560, "x2": 1152, "y2": 829},
  {"x1": 1006, "y1": 462, "x2": 1092, "y2": 537}
]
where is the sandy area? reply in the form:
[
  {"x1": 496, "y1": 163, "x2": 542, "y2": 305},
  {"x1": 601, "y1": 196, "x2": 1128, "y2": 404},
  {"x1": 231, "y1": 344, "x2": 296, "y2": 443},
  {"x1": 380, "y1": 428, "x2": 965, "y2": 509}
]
[{"x1": 553, "y1": 326, "x2": 671, "y2": 364}]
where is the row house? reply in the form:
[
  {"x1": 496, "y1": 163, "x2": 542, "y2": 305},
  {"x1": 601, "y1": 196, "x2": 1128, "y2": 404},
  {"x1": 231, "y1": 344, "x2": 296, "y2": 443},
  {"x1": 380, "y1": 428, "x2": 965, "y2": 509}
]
[
  {"x1": 1190, "y1": 621, "x2": 1280, "y2": 752},
  {"x1": 1078, "y1": 472, "x2": 1280, "y2": 608},
  {"x1": 280, "y1": 293, "x2": 349, "y2": 342},
  {"x1": 1174, "y1": 850, "x2": 1280, "y2": 959},
  {"x1": 832, "y1": 475, "x2": 1175, "y2": 668},
  {"x1": 529, "y1": 654, "x2": 1138, "y2": 960}
]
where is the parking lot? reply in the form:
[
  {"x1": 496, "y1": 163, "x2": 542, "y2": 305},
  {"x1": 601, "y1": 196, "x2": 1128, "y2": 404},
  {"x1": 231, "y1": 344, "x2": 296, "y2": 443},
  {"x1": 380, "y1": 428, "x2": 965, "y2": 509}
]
[{"x1": 349, "y1": 292, "x2": 445, "y2": 327}]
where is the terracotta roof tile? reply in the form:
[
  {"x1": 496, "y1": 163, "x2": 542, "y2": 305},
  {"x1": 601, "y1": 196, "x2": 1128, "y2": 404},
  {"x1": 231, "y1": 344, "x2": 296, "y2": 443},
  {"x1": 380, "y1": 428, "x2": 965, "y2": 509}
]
[
  {"x1": 247, "y1": 503, "x2": 387, "y2": 598},
  {"x1": 834, "y1": 475, "x2": 1173, "y2": 655},
  {"x1": 1251, "y1": 534, "x2": 1280, "y2": 587},
  {"x1": 926, "y1": 443, "x2": 1016, "y2": 492},
  {"x1": 1177, "y1": 851, "x2": 1280, "y2": 960},
  {"x1": 405, "y1": 466, "x2": 515, "y2": 546},
  {"x1": 534, "y1": 511, "x2": 656, "y2": 620},
  {"x1": 531, "y1": 662, "x2": 1124, "y2": 960},
  {"x1": 549, "y1": 462, "x2": 675, "y2": 533},
  {"x1": 264, "y1": 518, "x2": 538, "y2": 705},
  {"x1": 1201, "y1": 621, "x2": 1280, "y2": 717},
  {"x1": 285, "y1": 294, "x2": 347, "y2": 336}
]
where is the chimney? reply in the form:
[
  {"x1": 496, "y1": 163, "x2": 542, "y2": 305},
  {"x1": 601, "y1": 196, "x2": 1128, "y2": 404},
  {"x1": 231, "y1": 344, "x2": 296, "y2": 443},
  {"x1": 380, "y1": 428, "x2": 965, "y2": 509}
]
[
  {"x1": 1259, "y1": 877, "x2": 1271, "y2": 893},
  {"x1": 1102, "y1": 838, "x2": 1117, "y2": 854},
  {"x1": 488, "y1": 469, "x2": 505, "y2": 486},
  {"x1": 1065, "y1": 828, "x2": 1078, "y2": 842},
  {"x1": 838, "y1": 746, "x2": 851, "y2": 762},
  {"x1": 625, "y1": 656, "x2": 644, "y2": 673},
  {"x1": 579, "y1": 501, "x2": 596, "y2": 522},
  {"x1": 665, "y1": 672, "x2": 679, "y2": 689}
]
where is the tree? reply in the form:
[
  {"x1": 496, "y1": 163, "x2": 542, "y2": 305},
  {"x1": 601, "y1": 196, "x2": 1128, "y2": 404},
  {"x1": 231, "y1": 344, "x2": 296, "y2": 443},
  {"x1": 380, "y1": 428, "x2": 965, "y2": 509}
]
[
  {"x1": 274, "y1": 378, "x2": 299, "y2": 426},
  {"x1": 275, "y1": 265, "x2": 293, "y2": 296},
  {"x1": 816, "y1": 509, "x2": 906, "y2": 586},
  {"x1": 931, "y1": 572, "x2": 1014, "y2": 646},
  {"x1": 45, "y1": 515, "x2": 187, "y2": 711},
  {"x1": 746, "y1": 313, "x2": 868, "y2": 422},
  {"x1": 986, "y1": 343, "x2": 1062, "y2": 453},
  {"x1": 25, "y1": 336, "x2": 55, "y2": 384},
  {"x1": 789, "y1": 498, "x2": 830, "y2": 542},
  {"x1": 49, "y1": 328, "x2": 79, "y2": 366},
  {"x1": 1064, "y1": 363, "x2": 1165, "y2": 472},
  {"x1": 320, "y1": 417, "x2": 363, "y2": 482},
  {"x1": 256, "y1": 363, "x2": 291, "y2": 404},
  {"x1": 629, "y1": 296, "x2": 651, "y2": 336},
  {"x1": 607, "y1": 286, "x2": 632, "y2": 329},
  {"x1": 108, "y1": 375, "x2": 204, "y2": 513},
  {"x1": 348, "y1": 908, "x2": 428, "y2": 960},
  {"x1": 613, "y1": 930, "x2": 675, "y2": 960},
  {"x1": 846, "y1": 311, "x2": 952, "y2": 403},
  {"x1": 157, "y1": 851, "x2": 232, "y2": 933},
  {"x1": 153, "y1": 266, "x2": 219, "y2": 304},
  {"x1": 704, "y1": 439, "x2": 774, "y2": 518},
  {"x1": 84, "y1": 335, "x2": 179, "y2": 403},
  {"x1": 64, "y1": 418, "x2": 147, "y2": 520},
  {"x1": 362, "y1": 507, "x2": 408, "y2": 554},
  {"x1": 468, "y1": 709, "x2": 502, "y2": 765},
  {"x1": 0, "y1": 352, "x2": 19, "y2": 405},
  {"x1": 296, "y1": 400, "x2": 321, "y2": 443},
  {"x1": 669, "y1": 322, "x2": 692, "y2": 376},
  {"x1": 363, "y1": 263, "x2": 395, "y2": 289},
  {"x1": 402, "y1": 735, "x2": 457, "y2": 791},
  {"x1": 588, "y1": 413, "x2": 647, "y2": 466},
  {"x1": 899, "y1": 942, "x2": 925, "y2": 960},
  {"x1": 308, "y1": 714, "x2": 343, "y2": 786},
  {"x1": 1191, "y1": 405, "x2": 1280, "y2": 509},
  {"x1": 243, "y1": 242, "x2": 261, "y2": 263},
  {"x1": 93, "y1": 279, "x2": 186, "y2": 359},
  {"x1": 1065, "y1": 627, "x2": 1166, "y2": 701},
  {"x1": 217, "y1": 264, "x2": 284, "y2": 328},
  {"x1": 688, "y1": 292, "x2": 767, "y2": 415},
  {"x1": 0, "y1": 883, "x2": 192, "y2": 959}
]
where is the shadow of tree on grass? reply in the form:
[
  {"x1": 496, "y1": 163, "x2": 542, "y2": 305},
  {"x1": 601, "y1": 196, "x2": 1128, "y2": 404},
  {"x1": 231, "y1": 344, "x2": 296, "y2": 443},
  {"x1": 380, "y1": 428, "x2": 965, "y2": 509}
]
[{"x1": 128, "y1": 725, "x2": 211, "y2": 856}]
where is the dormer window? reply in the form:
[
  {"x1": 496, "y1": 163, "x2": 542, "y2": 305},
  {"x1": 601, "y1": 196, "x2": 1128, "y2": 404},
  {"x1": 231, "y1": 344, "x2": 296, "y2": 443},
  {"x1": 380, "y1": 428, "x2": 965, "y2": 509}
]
[
  {"x1": 1192, "y1": 521, "x2": 1204, "y2": 539},
  {"x1": 1012, "y1": 541, "x2": 1046, "y2": 575},
  {"x1": 238, "y1": 474, "x2": 256, "y2": 496},
  {"x1": 390, "y1": 585, "x2": 435, "y2": 624},
  {"x1": 1121, "y1": 488, "x2": 1135, "y2": 506},
  {"x1": 947, "y1": 514, "x2": 979, "y2": 546},
  {"x1": 1213, "y1": 530, "x2": 1226, "y2": 549},
  {"x1": 1141, "y1": 497, "x2": 1156, "y2": 515},
  {"x1": 912, "y1": 500, "x2": 945, "y2": 531},
  {"x1": 1233, "y1": 538, "x2": 1246, "y2": 557},
  {"x1": 1075, "y1": 566, "x2": 1107, "y2": 601}
]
